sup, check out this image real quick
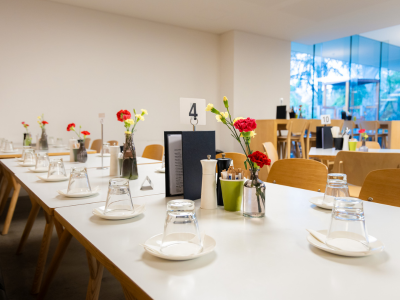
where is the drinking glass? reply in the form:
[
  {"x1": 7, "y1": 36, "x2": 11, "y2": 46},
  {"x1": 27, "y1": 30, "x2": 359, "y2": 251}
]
[
  {"x1": 48, "y1": 158, "x2": 67, "y2": 178},
  {"x1": 0, "y1": 139, "x2": 5, "y2": 150},
  {"x1": 21, "y1": 146, "x2": 32, "y2": 160},
  {"x1": 48, "y1": 136, "x2": 55, "y2": 145},
  {"x1": 102, "y1": 143, "x2": 110, "y2": 155},
  {"x1": 35, "y1": 153, "x2": 50, "y2": 170},
  {"x1": 4, "y1": 141, "x2": 14, "y2": 152},
  {"x1": 23, "y1": 149, "x2": 36, "y2": 165},
  {"x1": 67, "y1": 167, "x2": 91, "y2": 194},
  {"x1": 160, "y1": 200, "x2": 202, "y2": 256},
  {"x1": 104, "y1": 178, "x2": 134, "y2": 214},
  {"x1": 56, "y1": 138, "x2": 63, "y2": 147},
  {"x1": 326, "y1": 197, "x2": 369, "y2": 251},
  {"x1": 323, "y1": 173, "x2": 349, "y2": 205}
]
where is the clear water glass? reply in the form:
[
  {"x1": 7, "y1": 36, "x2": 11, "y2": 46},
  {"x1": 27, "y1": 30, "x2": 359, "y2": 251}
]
[
  {"x1": 160, "y1": 200, "x2": 203, "y2": 256},
  {"x1": 104, "y1": 178, "x2": 134, "y2": 215},
  {"x1": 4, "y1": 141, "x2": 14, "y2": 152},
  {"x1": 102, "y1": 143, "x2": 110, "y2": 155},
  {"x1": 67, "y1": 167, "x2": 92, "y2": 194},
  {"x1": 0, "y1": 139, "x2": 4, "y2": 150},
  {"x1": 23, "y1": 149, "x2": 36, "y2": 164},
  {"x1": 35, "y1": 153, "x2": 50, "y2": 170},
  {"x1": 56, "y1": 138, "x2": 63, "y2": 147},
  {"x1": 21, "y1": 146, "x2": 32, "y2": 160},
  {"x1": 326, "y1": 197, "x2": 369, "y2": 251},
  {"x1": 48, "y1": 158, "x2": 67, "y2": 179},
  {"x1": 48, "y1": 136, "x2": 55, "y2": 145},
  {"x1": 323, "y1": 173, "x2": 349, "y2": 205}
]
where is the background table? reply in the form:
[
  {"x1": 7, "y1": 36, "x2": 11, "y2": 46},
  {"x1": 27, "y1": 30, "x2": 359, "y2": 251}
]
[
  {"x1": 0, "y1": 148, "x2": 97, "y2": 159},
  {"x1": 308, "y1": 147, "x2": 400, "y2": 160}
]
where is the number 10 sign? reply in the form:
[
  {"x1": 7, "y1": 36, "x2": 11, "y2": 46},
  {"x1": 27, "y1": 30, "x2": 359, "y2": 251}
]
[{"x1": 180, "y1": 98, "x2": 206, "y2": 126}]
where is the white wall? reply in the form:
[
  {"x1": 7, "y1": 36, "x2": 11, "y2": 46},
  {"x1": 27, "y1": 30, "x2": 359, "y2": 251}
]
[{"x1": 0, "y1": 0, "x2": 220, "y2": 154}]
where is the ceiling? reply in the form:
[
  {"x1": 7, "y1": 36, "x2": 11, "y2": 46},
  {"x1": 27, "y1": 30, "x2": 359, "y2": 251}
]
[
  {"x1": 361, "y1": 25, "x2": 400, "y2": 47},
  {"x1": 48, "y1": 0, "x2": 400, "y2": 44}
]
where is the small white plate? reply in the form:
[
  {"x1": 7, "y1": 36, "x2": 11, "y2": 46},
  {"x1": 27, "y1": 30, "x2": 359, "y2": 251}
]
[
  {"x1": 28, "y1": 167, "x2": 49, "y2": 173},
  {"x1": 38, "y1": 175, "x2": 69, "y2": 182},
  {"x1": 1, "y1": 150, "x2": 17, "y2": 153},
  {"x1": 53, "y1": 145, "x2": 65, "y2": 148},
  {"x1": 92, "y1": 205, "x2": 145, "y2": 220},
  {"x1": 309, "y1": 196, "x2": 333, "y2": 210},
  {"x1": 57, "y1": 186, "x2": 100, "y2": 198},
  {"x1": 142, "y1": 233, "x2": 216, "y2": 261},
  {"x1": 307, "y1": 229, "x2": 384, "y2": 257},
  {"x1": 97, "y1": 154, "x2": 110, "y2": 157},
  {"x1": 19, "y1": 162, "x2": 36, "y2": 167},
  {"x1": 155, "y1": 168, "x2": 165, "y2": 173}
]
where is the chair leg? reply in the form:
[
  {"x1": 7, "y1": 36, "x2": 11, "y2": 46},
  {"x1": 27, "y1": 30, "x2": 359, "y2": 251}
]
[
  {"x1": 86, "y1": 250, "x2": 104, "y2": 300},
  {"x1": 295, "y1": 142, "x2": 300, "y2": 158},
  {"x1": 2, "y1": 177, "x2": 21, "y2": 235},
  {"x1": 286, "y1": 137, "x2": 292, "y2": 159},
  {"x1": 121, "y1": 285, "x2": 138, "y2": 300},
  {"x1": 300, "y1": 139, "x2": 306, "y2": 159},
  {"x1": 36, "y1": 229, "x2": 72, "y2": 299},
  {"x1": 16, "y1": 199, "x2": 40, "y2": 254}
]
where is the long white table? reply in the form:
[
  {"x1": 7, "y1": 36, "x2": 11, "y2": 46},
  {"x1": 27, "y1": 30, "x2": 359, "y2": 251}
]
[
  {"x1": 40, "y1": 184, "x2": 400, "y2": 300},
  {"x1": 309, "y1": 147, "x2": 400, "y2": 160}
]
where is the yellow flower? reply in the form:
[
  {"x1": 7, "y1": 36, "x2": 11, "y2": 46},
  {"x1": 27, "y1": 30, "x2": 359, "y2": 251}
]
[
  {"x1": 223, "y1": 96, "x2": 228, "y2": 102},
  {"x1": 250, "y1": 131, "x2": 256, "y2": 138},
  {"x1": 125, "y1": 131, "x2": 131, "y2": 134},
  {"x1": 136, "y1": 114, "x2": 144, "y2": 121},
  {"x1": 233, "y1": 117, "x2": 245, "y2": 124},
  {"x1": 37, "y1": 116, "x2": 41, "y2": 120},
  {"x1": 205, "y1": 103, "x2": 214, "y2": 111},
  {"x1": 37, "y1": 120, "x2": 41, "y2": 124},
  {"x1": 216, "y1": 115, "x2": 222, "y2": 122},
  {"x1": 141, "y1": 109, "x2": 148, "y2": 115},
  {"x1": 125, "y1": 119, "x2": 134, "y2": 125},
  {"x1": 221, "y1": 112, "x2": 229, "y2": 118}
]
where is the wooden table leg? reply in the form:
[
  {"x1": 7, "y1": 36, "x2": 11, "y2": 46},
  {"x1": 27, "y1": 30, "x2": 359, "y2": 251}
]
[
  {"x1": 2, "y1": 175, "x2": 21, "y2": 235},
  {"x1": 31, "y1": 212, "x2": 55, "y2": 294},
  {"x1": 36, "y1": 229, "x2": 72, "y2": 299},
  {"x1": 16, "y1": 197, "x2": 41, "y2": 254},
  {"x1": 122, "y1": 285, "x2": 138, "y2": 300},
  {"x1": 86, "y1": 250, "x2": 104, "y2": 300},
  {"x1": 0, "y1": 177, "x2": 11, "y2": 216},
  {"x1": 54, "y1": 218, "x2": 64, "y2": 240}
]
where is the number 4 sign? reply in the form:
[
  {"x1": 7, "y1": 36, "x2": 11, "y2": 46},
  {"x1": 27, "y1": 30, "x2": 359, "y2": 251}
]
[
  {"x1": 321, "y1": 115, "x2": 331, "y2": 125},
  {"x1": 180, "y1": 98, "x2": 206, "y2": 126}
]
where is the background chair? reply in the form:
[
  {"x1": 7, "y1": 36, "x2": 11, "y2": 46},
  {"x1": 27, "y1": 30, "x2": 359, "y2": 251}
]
[
  {"x1": 216, "y1": 152, "x2": 250, "y2": 178},
  {"x1": 90, "y1": 139, "x2": 102, "y2": 153},
  {"x1": 278, "y1": 119, "x2": 308, "y2": 159},
  {"x1": 359, "y1": 169, "x2": 400, "y2": 207},
  {"x1": 84, "y1": 138, "x2": 91, "y2": 149},
  {"x1": 142, "y1": 144, "x2": 164, "y2": 161},
  {"x1": 107, "y1": 140, "x2": 119, "y2": 146},
  {"x1": 343, "y1": 120, "x2": 359, "y2": 139},
  {"x1": 356, "y1": 141, "x2": 381, "y2": 149},
  {"x1": 259, "y1": 142, "x2": 279, "y2": 181},
  {"x1": 360, "y1": 121, "x2": 387, "y2": 148},
  {"x1": 305, "y1": 119, "x2": 320, "y2": 159},
  {"x1": 266, "y1": 159, "x2": 328, "y2": 192}
]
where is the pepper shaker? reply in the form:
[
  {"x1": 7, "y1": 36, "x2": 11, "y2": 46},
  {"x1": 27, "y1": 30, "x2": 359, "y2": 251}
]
[{"x1": 200, "y1": 155, "x2": 217, "y2": 209}]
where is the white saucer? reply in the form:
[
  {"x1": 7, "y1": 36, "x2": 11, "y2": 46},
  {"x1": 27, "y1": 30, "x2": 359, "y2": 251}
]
[
  {"x1": 97, "y1": 154, "x2": 110, "y2": 157},
  {"x1": 53, "y1": 145, "x2": 65, "y2": 148},
  {"x1": 156, "y1": 168, "x2": 165, "y2": 173},
  {"x1": 38, "y1": 175, "x2": 69, "y2": 182},
  {"x1": 28, "y1": 167, "x2": 49, "y2": 173},
  {"x1": 309, "y1": 196, "x2": 333, "y2": 210},
  {"x1": 307, "y1": 229, "x2": 384, "y2": 257},
  {"x1": 142, "y1": 233, "x2": 216, "y2": 261},
  {"x1": 57, "y1": 186, "x2": 99, "y2": 198},
  {"x1": 19, "y1": 162, "x2": 36, "y2": 167},
  {"x1": 92, "y1": 205, "x2": 145, "y2": 220},
  {"x1": 1, "y1": 150, "x2": 17, "y2": 153}
]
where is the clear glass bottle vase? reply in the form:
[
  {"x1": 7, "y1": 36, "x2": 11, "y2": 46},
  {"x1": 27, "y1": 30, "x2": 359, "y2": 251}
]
[
  {"x1": 38, "y1": 128, "x2": 48, "y2": 150},
  {"x1": 359, "y1": 139, "x2": 369, "y2": 152},
  {"x1": 121, "y1": 133, "x2": 138, "y2": 180},
  {"x1": 243, "y1": 169, "x2": 266, "y2": 218},
  {"x1": 76, "y1": 139, "x2": 88, "y2": 163}
]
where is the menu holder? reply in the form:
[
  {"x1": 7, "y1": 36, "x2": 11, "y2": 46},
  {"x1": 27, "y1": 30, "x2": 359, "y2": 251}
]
[
  {"x1": 316, "y1": 126, "x2": 333, "y2": 149},
  {"x1": 164, "y1": 131, "x2": 215, "y2": 200},
  {"x1": 276, "y1": 105, "x2": 287, "y2": 119}
]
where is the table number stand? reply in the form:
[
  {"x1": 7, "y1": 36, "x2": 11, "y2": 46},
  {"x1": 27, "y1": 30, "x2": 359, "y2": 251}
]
[{"x1": 97, "y1": 113, "x2": 108, "y2": 170}]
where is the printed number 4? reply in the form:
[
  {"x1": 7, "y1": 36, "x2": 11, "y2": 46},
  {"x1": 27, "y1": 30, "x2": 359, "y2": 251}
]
[{"x1": 189, "y1": 103, "x2": 198, "y2": 120}]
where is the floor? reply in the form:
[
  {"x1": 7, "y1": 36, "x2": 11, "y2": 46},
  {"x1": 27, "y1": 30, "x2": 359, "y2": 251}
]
[{"x1": 0, "y1": 195, "x2": 125, "y2": 300}]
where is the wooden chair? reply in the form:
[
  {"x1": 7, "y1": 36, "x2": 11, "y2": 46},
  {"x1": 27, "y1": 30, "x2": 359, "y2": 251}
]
[
  {"x1": 142, "y1": 144, "x2": 164, "y2": 161},
  {"x1": 278, "y1": 119, "x2": 308, "y2": 159},
  {"x1": 90, "y1": 139, "x2": 102, "y2": 153},
  {"x1": 360, "y1": 121, "x2": 387, "y2": 148},
  {"x1": 330, "y1": 119, "x2": 344, "y2": 131},
  {"x1": 107, "y1": 140, "x2": 119, "y2": 146},
  {"x1": 359, "y1": 169, "x2": 400, "y2": 207},
  {"x1": 260, "y1": 142, "x2": 279, "y2": 181},
  {"x1": 266, "y1": 159, "x2": 328, "y2": 192},
  {"x1": 343, "y1": 120, "x2": 359, "y2": 139},
  {"x1": 216, "y1": 152, "x2": 250, "y2": 178},
  {"x1": 356, "y1": 141, "x2": 381, "y2": 149},
  {"x1": 306, "y1": 119, "x2": 320, "y2": 159},
  {"x1": 84, "y1": 138, "x2": 91, "y2": 149}
]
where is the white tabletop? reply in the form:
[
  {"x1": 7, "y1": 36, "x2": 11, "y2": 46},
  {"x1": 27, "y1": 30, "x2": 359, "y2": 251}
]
[
  {"x1": 55, "y1": 184, "x2": 400, "y2": 300},
  {"x1": 309, "y1": 147, "x2": 400, "y2": 157},
  {"x1": 9, "y1": 163, "x2": 164, "y2": 211}
]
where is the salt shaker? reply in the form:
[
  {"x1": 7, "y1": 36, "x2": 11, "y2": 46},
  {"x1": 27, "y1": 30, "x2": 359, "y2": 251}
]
[{"x1": 200, "y1": 155, "x2": 217, "y2": 209}]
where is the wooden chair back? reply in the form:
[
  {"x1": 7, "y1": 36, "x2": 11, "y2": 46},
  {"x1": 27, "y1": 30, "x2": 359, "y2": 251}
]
[
  {"x1": 216, "y1": 152, "x2": 250, "y2": 178},
  {"x1": 107, "y1": 140, "x2": 119, "y2": 146},
  {"x1": 260, "y1": 142, "x2": 279, "y2": 181},
  {"x1": 359, "y1": 169, "x2": 400, "y2": 207},
  {"x1": 84, "y1": 138, "x2": 91, "y2": 149},
  {"x1": 90, "y1": 139, "x2": 102, "y2": 153},
  {"x1": 343, "y1": 120, "x2": 356, "y2": 130},
  {"x1": 266, "y1": 159, "x2": 328, "y2": 192},
  {"x1": 308, "y1": 119, "x2": 321, "y2": 134},
  {"x1": 356, "y1": 141, "x2": 381, "y2": 149},
  {"x1": 142, "y1": 144, "x2": 164, "y2": 161},
  {"x1": 360, "y1": 121, "x2": 379, "y2": 131},
  {"x1": 332, "y1": 152, "x2": 400, "y2": 186},
  {"x1": 289, "y1": 119, "x2": 308, "y2": 136},
  {"x1": 330, "y1": 119, "x2": 344, "y2": 131}
]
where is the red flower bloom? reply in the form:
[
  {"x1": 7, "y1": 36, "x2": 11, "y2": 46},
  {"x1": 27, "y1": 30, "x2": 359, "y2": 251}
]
[
  {"x1": 67, "y1": 123, "x2": 75, "y2": 131},
  {"x1": 81, "y1": 131, "x2": 90, "y2": 136},
  {"x1": 359, "y1": 129, "x2": 365, "y2": 133},
  {"x1": 26, "y1": 124, "x2": 29, "y2": 127},
  {"x1": 117, "y1": 110, "x2": 131, "y2": 122},
  {"x1": 248, "y1": 151, "x2": 271, "y2": 169},
  {"x1": 42, "y1": 121, "x2": 49, "y2": 125},
  {"x1": 234, "y1": 118, "x2": 257, "y2": 133},
  {"x1": 22, "y1": 122, "x2": 25, "y2": 124}
]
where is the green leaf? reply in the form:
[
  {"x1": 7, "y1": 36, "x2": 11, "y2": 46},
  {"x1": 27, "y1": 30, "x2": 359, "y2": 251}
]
[{"x1": 244, "y1": 160, "x2": 247, "y2": 170}]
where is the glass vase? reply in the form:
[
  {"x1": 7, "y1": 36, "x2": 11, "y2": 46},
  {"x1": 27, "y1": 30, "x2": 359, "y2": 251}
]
[
  {"x1": 121, "y1": 133, "x2": 138, "y2": 180},
  {"x1": 359, "y1": 139, "x2": 369, "y2": 152},
  {"x1": 23, "y1": 133, "x2": 32, "y2": 146},
  {"x1": 243, "y1": 169, "x2": 266, "y2": 218},
  {"x1": 76, "y1": 139, "x2": 88, "y2": 163},
  {"x1": 38, "y1": 128, "x2": 48, "y2": 150}
]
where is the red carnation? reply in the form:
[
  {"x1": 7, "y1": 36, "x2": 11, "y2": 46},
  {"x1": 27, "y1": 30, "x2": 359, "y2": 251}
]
[
  {"x1": 26, "y1": 124, "x2": 29, "y2": 127},
  {"x1": 42, "y1": 121, "x2": 49, "y2": 125},
  {"x1": 81, "y1": 131, "x2": 90, "y2": 136},
  {"x1": 234, "y1": 118, "x2": 257, "y2": 133},
  {"x1": 67, "y1": 123, "x2": 75, "y2": 131},
  {"x1": 117, "y1": 110, "x2": 131, "y2": 122},
  {"x1": 359, "y1": 129, "x2": 365, "y2": 134},
  {"x1": 248, "y1": 151, "x2": 271, "y2": 169},
  {"x1": 22, "y1": 122, "x2": 25, "y2": 124}
]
